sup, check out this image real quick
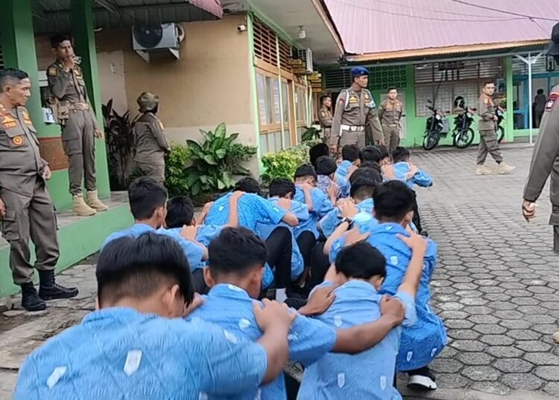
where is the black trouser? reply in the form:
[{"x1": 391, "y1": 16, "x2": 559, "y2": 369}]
[
  {"x1": 297, "y1": 230, "x2": 316, "y2": 270},
  {"x1": 266, "y1": 227, "x2": 293, "y2": 289},
  {"x1": 191, "y1": 268, "x2": 209, "y2": 294},
  {"x1": 412, "y1": 190, "x2": 423, "y2": 234},
  {"x1": 309, "y1": 241, "x2": 331, "y2": 289}
]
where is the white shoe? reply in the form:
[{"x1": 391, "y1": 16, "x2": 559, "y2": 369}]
[
  {"x1": 408, "y1": 373, "x2": 437, "y2": 390},
  {"x1": 498, "y1": 162, "x2": 516, "y2": 175},
  {"x1": 476, "y1": 165, "x2": 492, "y2": 175}
]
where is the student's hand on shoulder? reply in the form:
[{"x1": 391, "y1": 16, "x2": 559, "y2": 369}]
[
  {"x1": 380, "y1": 296, "x2": 405, "y2": 327},
  {"x1": 180, "y1": 224, "x2": 198, "y2": 242},
  {"x1": 202, "y1": 201, "x2": 214, "y2": 214},
  {"x1": 253, "y1": 299, "x2": 296, "y2": 332},
  {"x1": 230, "y1": 191, "x2": 245, "y2": 202},
  {"x1": 339, "y1": 200, "x2": 358, "y2": 219},
  {"x1": 183, "y1": 294, "x2": 205, "y2": 317},
  {"x1": 327, "y1": 181, "x2": 340, "y2": 199},
  {"x1": 301, "y1": 285, "x2": 337, "y2": 316},
  {"x1": 300, "y1": 182, "x2": 313, "y2": 193},
  {"x1": 397, "y1": 231, "x2": 427, "y2": 254},
  {"x1": 345, "y1": 226, "x2": 369, "y2": 246},
  {"x1": 276, "y1": 197, "x2": 292, "y2": 211},
  {"x1": 409, "y1": 164, "x2": 419, "y2": 177}
]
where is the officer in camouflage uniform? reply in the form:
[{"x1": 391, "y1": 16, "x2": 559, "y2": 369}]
[
  {"x1": 47, "y1": 34, "x2": 107, "y2": 216},
  {"x1": 379, "y1": 87, "x2": 404, "y2": 154},
  {"x1": 133, "y1": 92, "x2": 170, "y2": 183},
  {"x1": 331, "y1": 67, "x2": 384, "y2": 152},
  {"x1": 0, "y1": 69, "x2": 78, "y2": 311}
]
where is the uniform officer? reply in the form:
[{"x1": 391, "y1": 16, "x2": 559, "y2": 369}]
[
  {"x1": 476, "y1": 81, "x2": 515, "y2": 175},
  {"x1": 133, "y1": 92, "x2": 170, "y2": 183},
  {"x1": 331, "y1": 67, "x2": 383, "y2": 152},
  {"x1": 48, "y1": 34, "x2": 107, "y2": 216},
  {"x1": 0, "y1": 69, "x2": 78, "y2": 311},
  {"x1": 379, "y1": 87, "x2": 404, "y2": 154},
  {"x1": 318, "y1": 95, "x2": 335, "y2": 155}
]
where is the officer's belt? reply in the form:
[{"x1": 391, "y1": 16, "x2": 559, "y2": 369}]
[
  {"x1": 382, "y1": 123, "x2": 399, "y2": 127},
  {"x1": 68, "y1": 102, "x2": 89, "y2": 111},
  {"x1": 340, "y1": 125, "x2": 365, "y2": 132}
]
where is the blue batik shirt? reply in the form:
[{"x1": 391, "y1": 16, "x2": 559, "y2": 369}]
[
  {"x1": 293, "y1": 187, "x2": 333, "y2": 239},
  {"x1": 103, "y1": 224, "x2": 205, "y2": 270},
  {"x1": 329, "y1": 215, "x2": 381, "y2": 264},
  {"x1": 14, "y1": 308, "x2": 268, "y2": 400},
  {"x1": 319, "y1": 198, "x2": 375, "y2": 238},
  {"x1": 256, "y1": 198, "x2": 310, "y2": 281},
  {"x1": 205, "y1": 193, "x2": 287, "y2": 232},
  {"x1": 188, "y1": 284, "x2": 338, "y2": 400},
  {"x1": 335, "y1": 160, "x2": 353, "y2": 198},
  {"x1": 368, "y1": 222, "x2": 447, "y2": 371},
  {"x1": 298, "y1": 280, "x2": 416, "y2": 400},
  {"x1": 393, "y1": 162, "x2": 433, "y2": 189}
]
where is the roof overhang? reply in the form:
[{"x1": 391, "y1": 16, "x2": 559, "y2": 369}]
[
  {"x1": 33, "y1": 0, "x2": 223, "y2": 35},
  {"x1": 222, "y1": 0, "x2": 344, "y2": 64}
]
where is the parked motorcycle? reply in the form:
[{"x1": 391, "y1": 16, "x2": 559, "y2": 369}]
[
  {"x1": 422, "y1": 100, "x2": 445, "y2": 151},
  {"x1": 452, "y1": 106, "x2": 476, "y2": 149},
  {"x1": 495, "y1": 105, "x2": 505, "y2": 143}
]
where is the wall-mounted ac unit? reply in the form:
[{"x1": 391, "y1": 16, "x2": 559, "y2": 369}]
[
  {"x1": 297, "y1": 48, "x2": 313, "y2": 74},
  {"x1": 132, "y1": 23, "x2": 184, "y2": 62}
]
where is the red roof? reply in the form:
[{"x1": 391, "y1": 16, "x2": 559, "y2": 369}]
[{"x1": 323, "y1": 0, "x2": 559, "y2": 58}]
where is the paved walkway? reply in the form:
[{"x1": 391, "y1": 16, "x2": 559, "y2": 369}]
[{"x1": 1, "y1": 145, "x2": 559, "y2": 399}]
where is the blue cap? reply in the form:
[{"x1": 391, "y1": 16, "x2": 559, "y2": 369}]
[{"x1": 350, "y1": 67, "x2": 369, "y2": 77}]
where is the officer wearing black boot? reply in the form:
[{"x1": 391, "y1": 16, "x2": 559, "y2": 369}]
[{"x1": 0, "y1": 69, "x2": 78, "y2": 311}]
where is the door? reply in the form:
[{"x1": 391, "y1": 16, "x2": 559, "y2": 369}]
[{"x1": 380, "y1": 92, "x2": 407, "y2": 141}]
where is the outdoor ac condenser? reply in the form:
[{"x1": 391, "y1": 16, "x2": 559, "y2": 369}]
[
  {"x1": 132, "y1": 23, "x2": 185, "y2": 62},
  {"x1": 297, "y1": 48, "x2": 314, "y2": 74}
]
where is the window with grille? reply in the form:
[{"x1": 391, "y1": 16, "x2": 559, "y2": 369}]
[
  {"x1": 323, "y1": 65, "x2": 407, "y2": 92},
  {"x1": 253, "y1": 17, "x2": 293, "y2": 73}
]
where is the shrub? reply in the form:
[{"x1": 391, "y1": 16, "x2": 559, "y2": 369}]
[
  {"x1": 165, "y1": 143, "x2": 190, "y2": 198},
  {"x1": 261, "y1": 144, "x2": 311, "y2": 184}
]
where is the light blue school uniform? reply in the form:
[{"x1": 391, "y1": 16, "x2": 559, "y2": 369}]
[
  {"x1": 14, "y1": 307, "x2": 267, "y2": 400},
  {"x1": 335, "y1": 160, "x2": 354, "y2": 198},
  {"x1": 298, "y1": 280, "x2": 416, "y2": 400},
  {"x1": 188, "y1": 284, "x2": 338, "y2": 400},
  {"x1": 319, "y1": 198, "x2": 375, "y2": 238},
  {"x1": 256, "y1": 198, "x2": 310, "y2": 281},
  {"x1": 393, "y1": 162, "x2": 433, "y2": 189},
  {"x1": 293, "y1": 187, "x2": 333, "y2": 239}
]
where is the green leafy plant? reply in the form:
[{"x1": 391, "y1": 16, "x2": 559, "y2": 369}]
[
  {"x1": 261, "y1": 144, "x2": 311, "y2": 184},
  {"x1": 103, "y1": 99, "x2": 134, "y2": 190},
  {"x1": 184, "y1": 123, "x2": 256, "y2": 196},
  {"x1": 301, "y1": 126, "x2": 322, "y2": 143},
  {"x1": 165, "y1": 143, "x2": 190, "y2": 198}
]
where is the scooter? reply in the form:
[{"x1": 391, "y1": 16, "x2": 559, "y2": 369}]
[
  {"x1": 495, "y1": 105, "x2": 505, "y2": 143},
  {"x1": 452, "y1": 106, "x2": 476, "y2": 149},
  {"x1": 422, "y1": 100, "x2": 445, "y2": 151}
]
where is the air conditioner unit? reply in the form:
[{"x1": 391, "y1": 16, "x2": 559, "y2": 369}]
[
  {"x1": 132, "y1": 23, "x2": 184, "y2": 62},
  {"x1": 298, "y1": 48, "x2": 313, "y2": 74}
]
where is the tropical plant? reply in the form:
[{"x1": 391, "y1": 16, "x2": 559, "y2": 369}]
[
  {"x1": 184, "y1": 123, "x2": 256, "y2": 196},
  {"x1": 301, "y1": 126, "x2": 322, "y2": 142},
  {"x1": 165, "y1": 143, "x2": 190, "y2": 198},
  {"x1": 261, "y1": 143, "x2": 311, "y2": 184},
  {"x1": 103, "y1": 99, "x2": 135, "y2": 190}
]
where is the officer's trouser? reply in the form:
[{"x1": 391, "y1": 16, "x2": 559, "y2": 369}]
[
  {"x1": 1, "y1": 179, "x2": 59, "y2": 285},
  {"x1": 382, "y1": 124, "x2": 400, "y2": 154},
  {"x1": 339, "y1": 129, "x2": 366, "y2": 149},
  {"x1": 62, "y1": 110, "x2": 97, "y2": 196},
  {"x1": 137, "y1": 161, "x2": 166, "y2": 184},
  {"x1": 477, "y1": 130, "x2": 503, "y2": 165}
]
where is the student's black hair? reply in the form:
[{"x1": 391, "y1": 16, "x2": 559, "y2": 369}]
[
  {"x1": 0, "y1": 69, "x2": 29, "y2": 93},
  {"x1": 234, "y1": 177, "x2": 262, "y2": 195},
  {"x1": 378, "y1": 145, "x2": 390, "y2": 161},
  {"x1": 269, "y1": 178, "x2": 295, "y2": 198},
  {"x1": 208, "y1": 227, "x2": 268, "y2": 276},
  {"x1": 373, "y1": 180, "x2": 415, "y2": 222},
  {"x1": 392, "y1": 146, "x2": 411, "y2": 163},
  {"x1": 315, "y1": 155, "x2": 337, "y2": 176},
  {"x1": 165, "y1": 196, "x2": 195, "y2": 228},
  {"x1": 360, "y1": 146, "x2": 382, "y2": 163},
  {"x1": 128, "y1": 177, "x2": 168, "y2": 221},
  {"x1": 342, "y1": 144, "x2": 360, "y2": 162},
  {"x1": 294, "y1": 164, "x2": 318, "y2": 181},
  {"x1": 335, "y1": 241, "x2": 386, "y2": 279},
  {"x1": 350, "y1": 177, "x2": 376, "y2": 201},
  {"x1": 309, "y1": 143, "x2": 330, "y2": 168},
  {"x1": 349, "y1": 166, "x2": 382, "y2": 185},
  {"x1": 51, "y1": 34, "x2": 73, "y2": 49},
  {"x1": 97, "y1": 233, "x2": 194, "y2": 306},
  {"x1": 360, "y1": 161, "x2": 379, "y2": 169}
]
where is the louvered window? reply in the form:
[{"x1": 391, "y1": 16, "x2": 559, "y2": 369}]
[
  {"x1": 0, "y1": 40, "x2": 4, "y2": 69},
  {"x1": 253, "y1": 17, "x2": 292, "y2": 73}
]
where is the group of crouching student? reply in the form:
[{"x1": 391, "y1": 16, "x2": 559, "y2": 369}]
[{"x1": 15, "y1": 144, "x2": 447, "y2": 400}]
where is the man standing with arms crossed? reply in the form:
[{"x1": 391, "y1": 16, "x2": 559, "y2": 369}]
[
  {"x1": 476, "y1": 81, "x2": 515, "y2": 176},
  {"x1": 331, "y1": 67, "x2": 384, "y2": 152},
  {"x1": 48, "y1": 34, "x2": 108, "y2": 216},
  {"x1": 379, "y1": 87, "x2": 404, "y2": 154},
  {"x1": 0, "y1": 69, "x2": 78, "y2": 311}
]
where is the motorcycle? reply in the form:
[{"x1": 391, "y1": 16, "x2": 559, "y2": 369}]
[
  {"x1": 452, "y1": 106, "x2": 476, "y2": 149},
  {"x1": 495, "y1": 105, "x2": 505, "y2": 143},
  {"x1": 422, "y1": 100, "x2": 445, "y2": 151}
]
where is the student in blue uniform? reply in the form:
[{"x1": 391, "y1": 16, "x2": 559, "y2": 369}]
[
  {"x1": 14, "y1": 233, "x2": 296, "y2": 399},
  {"x1": 298, "y1": 236, "x2": 427, "y2": 399},
  {"x1": 315, "y1": 156, "x2": 341, "y2": 201},
  {"x1": 206, "y1": 177, "x2": 298, "y2": 302},
  {"x1": 335, "y1": 144, "x2": 361, "y2": 195},
  {"x1": 309, "y1": 142, "x2": 330, "y2": 170},
  {"x1": 189, "y1": 227, "x2": 407, "y2": 400},
  {"x1": 102, "y1": 177, "x2": 207, "y2": 269},
  {"x1": 370, "y1": 181, "x2": 446, "y2": 390},
  {"x1": 359, "y1": 145, "x2": 383, "y2": 182}
]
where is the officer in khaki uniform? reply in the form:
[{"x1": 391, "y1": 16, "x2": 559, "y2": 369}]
[
  {"x1": 379, "y1": 87, "x2": 404, "y2": 154},
  {"x1": 476, "y1": 81, "x2": 515, "y2": 175},
  {"x1": 47, "y1": 34, "x2": 107, "y2": 216},
  {"x1": 0, "y1": 69, "x2": 78, "y2": 312},
  {"x1": 331, "y1": 67, "x2": 384, "y2": 152},
  {"x1": 133, "y1": 92, "x2": 170, "y2": 183},
  {"x1": 318, "y1": 95, "x2": 335, "y2": 154}
]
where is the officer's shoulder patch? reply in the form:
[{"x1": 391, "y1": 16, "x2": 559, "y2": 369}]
[
  {"x1": 48, "y1": 66, "x2": 58, "y2": 77},
  {"x1": 545, "y1": 92, "x2": 559, "y2": 113},
  {"x1": 321, "y1": 110, "x2": 327, "y2": 117},
  {"x1": 12, "y1": 135, "x2": 24, "y2": 147}
]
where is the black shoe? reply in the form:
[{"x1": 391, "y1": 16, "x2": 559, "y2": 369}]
[
  {"x1": 285, "y1": 297, "x2": 307, "y2": 310},
  {"x1": 21, "y1": 283, "x2": 47, "y2": 312},
  {"x1": 407, "y1": 366, "x2": 437, "y2": 390},
  {"x1": 38, "y1": 270, "x2": 79, "y2": 301}
]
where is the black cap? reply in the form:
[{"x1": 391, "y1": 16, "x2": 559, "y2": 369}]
[{"x1": 549, "y1": 22, "x2": 559, "y2": 56}]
